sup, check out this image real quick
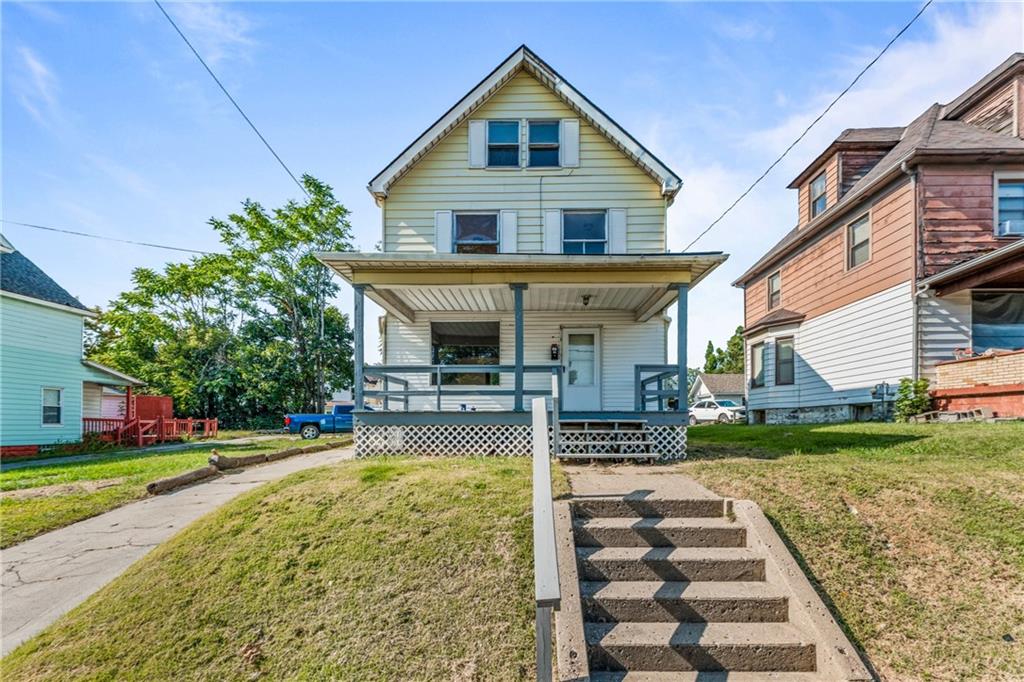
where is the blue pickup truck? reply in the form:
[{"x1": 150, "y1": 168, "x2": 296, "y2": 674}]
[{"x1": 284, "y1": 404, "x2": 363, "y2": 439}]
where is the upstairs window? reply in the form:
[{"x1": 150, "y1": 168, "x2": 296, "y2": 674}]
[
  {"x1": 563, "y1": 210, "x2": 607, "y2": 254},
  {"x1": 487, "y1": 121, "x2": 520, "y2": 167},
  {"x1": 528, "y1": 121, "x2": 560, "y2": 167},
  {"x1": 810, "y1": 173, "x2": 827, "y2": 218},
  {"x1": 42, "y1": 387, "x2": 63, "y2": 425},
  {"x1": 847, "y1": 214, "x2": 871, "y2": 269},
  {"x1": 454, "y1": 213, "x2": 498, "y2": 254},
  {"x1": 996, "y1": 177, "x2": 1024, "y2": 235},
  {"x1": 750, "y1": 344, "x2": 765, "y2": 388},
  {"x1": 767, "y1": 271, "x2": 781, "y2": 310},
  {"x1": 431, "y1": 321, "x2": 501, "y2": 386},
  {"x1": 775, "y1": 337, "x2": 795, "y2": 385}
]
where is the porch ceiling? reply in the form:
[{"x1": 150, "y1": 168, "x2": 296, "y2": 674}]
[{"x1": 390, "y1": 284, "x2": 661, "y2": 314}]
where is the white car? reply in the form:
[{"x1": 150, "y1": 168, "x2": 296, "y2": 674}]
[{"x1": 689, "y1": 399, "x2": 746, "y2": 425}]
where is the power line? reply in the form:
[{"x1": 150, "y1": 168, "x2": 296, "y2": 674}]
[
  {"x1": 1, "y1": 219, "x2": 215, "y2": 255},
  {"x1": 152, "y1": 0, "x2": 308, "y2": 198},
  {"x1": 683, "y1": 0, "x2": 934, "y2": 252}
]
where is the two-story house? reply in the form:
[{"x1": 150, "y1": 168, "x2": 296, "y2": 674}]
[
  {"x1": 318, "y1": 46, "x2": 727, "y2": 457},
  {"x1": 734, "y1": 54, "x2": 1024, "y2": 424},
  {"x1": 0, "y1": 236, "x2": 145, "y2": 456}
]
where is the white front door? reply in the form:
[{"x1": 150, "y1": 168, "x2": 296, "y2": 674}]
[{"x1": 562, "y1": 328, "x2": 601, "y2": 411}]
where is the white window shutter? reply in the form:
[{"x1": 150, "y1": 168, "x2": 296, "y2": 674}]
[
  {"x1": 499, "y1": 210, "x2": 518, "y2": 253},
  {"x1": 468, "y1": 120, "x2": 486, "y2": 168},
  {"x1": 608, "y1": 208, "x2": 627, "y2": 254},
  {"x1": 560, "y1": 119, "x2": 580, "y2": 167},
  {"x1": 543, "y1": 209, "x2": 562, "y2": 254},
  {"x1": 434, "y1": 210, "x2": 453, "y2": 253}
]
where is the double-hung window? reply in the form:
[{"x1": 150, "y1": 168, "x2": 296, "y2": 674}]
[
  {"x1": 996, "y1": 176, "x2": 1024, "y2": 235},
  {"x1": 528, "y1": 121, "x2": 560, "y2": 167},
  {"x1": 775, "y1": 338, "x2": 795, "y2": 385},
  {"x1": 767, "y1": 271, "x2": 781, "y2": 310},
  {"x1": 487, "y1": 121, "x2": 520, "y2": 167},
  {"x1": 810, "y1": 173, "x2": 827, "y2": 218},
  {"x1": 563, "y1": 210, "x2": 607, "y2": 254},
  {"x1": 42, "y1": 387, "x2": 63, "y2": 426},
  {"x1": 750, "y1": 344, "x2": 765, "y2": 388},
  {"x1": 454, "y1": 213, "x2": 499, "y2": 254},
  {"x1": 847, "y1": 214, "x2": 871, "y2": 269}
]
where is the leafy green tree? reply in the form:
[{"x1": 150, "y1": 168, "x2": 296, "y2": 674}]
[{"x1": 702, "y1": 326, "x2": 745, "y2": 374}]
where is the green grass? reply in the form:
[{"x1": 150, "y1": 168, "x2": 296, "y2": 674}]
[
  {"x1": 0, "y1": 437, "x2": 348, "y2": 548},
  {"x1": 682, "y1": 422, "x2": 1024, "y2": 681},
  {"x1": 3, "y1": 458, "x2": 570, "y2": 681}
]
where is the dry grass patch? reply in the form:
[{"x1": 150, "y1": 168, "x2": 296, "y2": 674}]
[
  {"x1": 682, "y1": 422, "x2": 1024, "y2": 681},
  {"x1": 4, "y1": 457, "x2": 568, "y2": 681}
]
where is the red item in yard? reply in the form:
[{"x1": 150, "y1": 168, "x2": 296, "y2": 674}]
[{"x1": 135, "y1": 395, "x2": 173, "y2": 420}]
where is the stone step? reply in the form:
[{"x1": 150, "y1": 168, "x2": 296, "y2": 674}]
[
  {"x1": 581, "y1": 581, "x2": 788, "y2": 623},
  {"x1": 586, "y1": 621, "x2": 817, "y2": 672},
  {"x1": 572, "y1": 498, "x2": 727, "y2": 519},
  {"x1": 574, "y1": 517, "x2": 747, "y2": 548},
  {"x1": 589, "y1": 671, "x2": 825, "y2": 681},
  {"x1": 577, "y1": 547, "x2": 765, "y2": 582}
]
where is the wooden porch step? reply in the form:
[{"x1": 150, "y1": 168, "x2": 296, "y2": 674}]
[
  {"x1": 558, "y1": 452, "x2": 660, "y2": 460},
  {"x1": 560, "y1": 440, "x2": 655, "y2": 446}
]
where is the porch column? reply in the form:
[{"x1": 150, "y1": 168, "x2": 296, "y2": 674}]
[
  {"x1": 676, "y1": 283, "x2": 688, "y2": 413},
  {"x1": 511, "y1": 283, "x2": 528, "y2": 412},
  {"x1": 353, "y1": 284, "x2": 365, "y2": 411}
]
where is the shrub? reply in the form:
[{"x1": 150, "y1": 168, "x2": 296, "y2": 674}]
[{"x1": 893, "y1": 377, "x2": 931, "y2": 421}]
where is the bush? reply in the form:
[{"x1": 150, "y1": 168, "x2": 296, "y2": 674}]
[{"x1": 893, "y1": 377, "x2": 931, "y2": 421}]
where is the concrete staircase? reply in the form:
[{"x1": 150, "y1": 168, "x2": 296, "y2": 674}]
[{"x1": 555, "y1": 490, "x2": 872, "y2": 681}]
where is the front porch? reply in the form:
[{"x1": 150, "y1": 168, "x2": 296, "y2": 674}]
[{"x1": 318, "y1": 252, "x2": 726, "y2": 458}]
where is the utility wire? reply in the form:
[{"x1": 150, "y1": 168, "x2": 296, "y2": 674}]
[
  {"x1": 1, "y1": 219, "x2": 215, "y2": 255},
  {"x1": 683, "y1": 0, "x2": 934, "y2": 252},
  {"x1": 152, "y1": 0, "x2": 308, "y2": 198}
]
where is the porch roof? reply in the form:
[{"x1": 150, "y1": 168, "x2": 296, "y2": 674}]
[{"x1": 317, "y1": 251, "x2": 727, "y2": 323}]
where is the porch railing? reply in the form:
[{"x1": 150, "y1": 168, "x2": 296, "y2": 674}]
[
  {"x1": 531, "y1": 396, "x2": 560, "y2": 681},
  {"x1": 634, "y1": 364, "x2": 684, "y2": 412},
  {"x1": 364, "y1": 364, "x2": 562, "y2": 411},
  {"x1": 82, "y1": 416, "x2": 218, "y2": 446}
]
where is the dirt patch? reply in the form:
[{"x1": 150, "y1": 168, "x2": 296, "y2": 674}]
[{"x1": 1, "y1": 478, "x2": 126, "y2": 500}]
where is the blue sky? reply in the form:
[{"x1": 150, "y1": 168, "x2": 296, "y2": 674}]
[{"x1": 3, "y1": 1, "x2": 1022, "y2": 364}]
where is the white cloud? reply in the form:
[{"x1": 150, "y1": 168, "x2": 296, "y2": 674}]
[
  {"x1": 654, "y1": 2, "x2": 1024, "y2": 363},
  {"x1": 13, "y1": 46, "x2": 60, "y2": 126},
  {"x1": 714, "y1": 18, "x2": 775, "y2": 42},
  {"x1": 165, "y1": 2, "x2": 256, "y2": 66},
  {"x1": 84, "y1": 154, "x2": 155, "y2": 197}
]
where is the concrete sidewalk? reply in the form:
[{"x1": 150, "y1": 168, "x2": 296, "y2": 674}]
[{"x1": 1, "y1": 444, "x2": 354, "y2": 656}]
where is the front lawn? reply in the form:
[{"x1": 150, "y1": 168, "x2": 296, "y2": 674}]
[
  {"x1": 0, "y1": 437, "x2": 349, "y2": 548},
  {"x1": 3, "y1": 458, "x2": 568, "y2": 681},
  {"x1": 682, "y1": 422, "x2": 1024, "y2": 681}
]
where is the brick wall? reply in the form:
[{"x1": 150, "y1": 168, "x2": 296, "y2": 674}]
[{"x1": 935, "y1": 350, "x2": 1024, "y2": 389}]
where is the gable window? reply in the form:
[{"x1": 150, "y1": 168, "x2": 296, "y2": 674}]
[
  {"x1": 972, "y1": 292, "x2": 1024, "y2": 352},
  {"x1": 431, "y1": 321, "x2": 501, "y2": 386},
  {"x1": 563, "y1": 210, "x2": 607, "y2": 254},
  {"x1": 847, "y1": 214, "x2": 871, "y2": 269},
  {"x1": 42, "y1": 387, "x2": 63, "y2": 426},
  {"x1": 454, "y1": 213, "x2": 499, "y2": 254},
  {"x1": 750, "y1": 343, "x2": 765, "y2": 388},
  {"x1": 767, "y1": 271, "x2": 781, "y2": 310},
  {"x1": 775, "y1": 337, "x2": 795, "y2": 385},
  {"x1": 996, "y1": 177, "x2": 1024, "y2": 235},
  {"x1": 810, "y1": 173, "x2": 827, "y2": 218},
  {"x1": 528, "y1": 121, "x2": 560, "y2": 167},
  {"x1": 487, "y1": 121, "x2": 520, "y2": 167}
]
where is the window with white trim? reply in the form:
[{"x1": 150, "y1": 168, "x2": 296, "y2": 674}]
[
  {"x1": 810, "y1": 172, "x2": 827, "y2": 218},
  {"x1": 486, "y1": 121, "x2": 519, "y2": 167},
  {"x1": 42, "y1": 387, "x2": 63, "y2": 426},
  {"x1": 528, "y1": 121, "x2": 560, "y2": 167},
  {"x1": 996, "y1": 177, "x2": 1024, "y2": 235},
  {"x1": 431, "y1": 321, "x2": 501, "y2": 386},
  {"x1": 767, "y1": 271, "x2": 781, "y2": 310},
  {"x1": 454, "y1": 213, "x2": 499, "y2": 254},
  {"x1": 847, "y1": 214, "x2": 871, "y2": 269},
  {"x1": 751, "y1": 344, "x2": 765, "y2": 388},
  {"x1": 775, "y1": 337, "x2": 795, "y2": 385},
  {"x1": 562, "y1": 210, "x2": 607, "y2": 254}
]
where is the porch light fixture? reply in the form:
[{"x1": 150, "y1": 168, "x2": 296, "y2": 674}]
[{"x1": 581, "y1": 294, "x2": 592, "y2": 307}]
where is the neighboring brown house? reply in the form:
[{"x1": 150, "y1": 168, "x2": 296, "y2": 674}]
[{"x1": 734, "y1": 54, "x2": 1024, "y2": 424}]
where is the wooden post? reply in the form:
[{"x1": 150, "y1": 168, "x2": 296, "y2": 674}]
[
  {"x1": 125, "y1": 386, "x2": 134, "y2": 422},
  {"x1": 676, "y1": 283, "x2": 689, "y2": 413},
  {"x1": 512, "y1": 283, "x2": 527, "y2": 412},
  {"x1": 353, "y1": 284, "x2": 365, "y2": 411}
]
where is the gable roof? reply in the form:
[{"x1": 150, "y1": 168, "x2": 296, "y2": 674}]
[
  {"x1": 788, "y1": 127, "x2": 904, "y2": 189},
  {"x1": 735, "y1": 54, "x2": 1024, "y2": 287},
  {"x1": 694, "y1": 373, "x2": 746, "y2": 397},
  {"x1": 367, "y1": 45, "x2": 682, "y2": 203},
  {"x1": 0, "y1": 237, "x2": 91, "y2": 313}
]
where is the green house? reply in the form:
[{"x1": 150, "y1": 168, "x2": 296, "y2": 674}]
[{"x1": 0, "y1": 236, "x2": 143, "y2": 457}]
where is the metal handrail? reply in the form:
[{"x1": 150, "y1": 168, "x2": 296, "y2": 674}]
[{"x1": 531, "y1": 397, "x2": 560, "y2": 682}]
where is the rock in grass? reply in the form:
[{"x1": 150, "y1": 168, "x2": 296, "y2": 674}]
[{"x1": 147, "y1": 465, "x2": 219, "y2": 495}]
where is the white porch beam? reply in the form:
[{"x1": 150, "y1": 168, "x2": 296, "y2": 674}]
[
  {"x1": 633, "y1": 287, "x2": 677, "y2": 322},
  {"x1": 366, "y1": 287, "x2": 416, "y2": 324}
]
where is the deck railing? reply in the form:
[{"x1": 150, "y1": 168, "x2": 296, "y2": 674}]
[
  {"x1": 634, "y1": 364, "x2": 683, "y2": 412},
  {"x1": 364, "y1": 364, "x2": 562, "y2": 411},
  {"x1": 82, "y1": 416, "x2": 218, "y2": 446},
  {"x1": 531, "y1": 396, "x2": 560, "y2": 681}
]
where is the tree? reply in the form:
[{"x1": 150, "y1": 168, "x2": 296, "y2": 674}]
[{"x1": 702, "y1": 326, "x2": 745, "y2": 374}]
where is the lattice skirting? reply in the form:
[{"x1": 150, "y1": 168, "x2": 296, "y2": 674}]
[{"x1": 355, "y1": 422, "x2": 687, "y2": 459}]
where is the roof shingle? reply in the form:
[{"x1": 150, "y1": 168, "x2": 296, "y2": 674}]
[{"x1": 0, "y1": 239, "x2": 90, "y2": 311}]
